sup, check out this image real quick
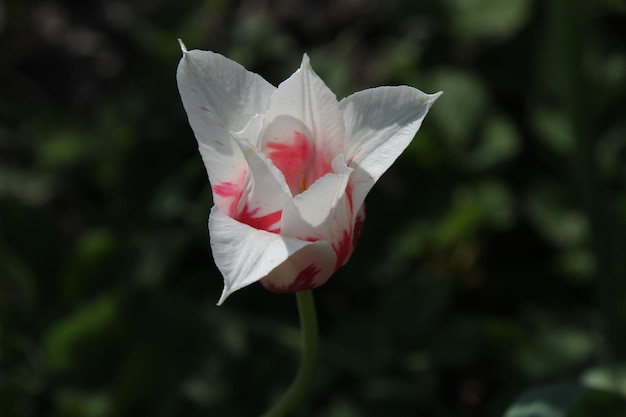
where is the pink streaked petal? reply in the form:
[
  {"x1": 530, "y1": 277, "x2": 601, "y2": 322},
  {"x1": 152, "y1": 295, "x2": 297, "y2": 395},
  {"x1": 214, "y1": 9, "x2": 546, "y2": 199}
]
[
  {"x1": 261, "y1": 115, "x2": 333, "y2": 195},
  {"x1": 270, "y1": 263, "x2": 322, "y2": 294},
  {"x1": 212, "y1": 170, "x2": 247, "y2": 218},
  {"x1": 260, "y1": 241, "x2": 337, "y2": 293},
  {"x1": 281, "y1": 155, "x2": 354, "y2": 270},
  {"x1": 231, "y1": 143, "x2": 291, "y2": 232},
  {"x1": 237, "y1": 203, "x2": 282, "y2": 233},
  {"x1": 177, "y1": 46, "x2": 276, "y2": 212},
  {"x1": 332, "y1": 229, "x2": 352, "y2": 270},
  {"x1": 352, "y1": 203, "x2": 366, "y2": 251},
  {"x1": 210, "y1": 206, "x2": 322, "y2": 305},
  {"x1": 264, "y1": 55, "x2": 345, "y2": 167},
  {"x1": 340, "y1": 86, "x2": 441, "y2": 212}
]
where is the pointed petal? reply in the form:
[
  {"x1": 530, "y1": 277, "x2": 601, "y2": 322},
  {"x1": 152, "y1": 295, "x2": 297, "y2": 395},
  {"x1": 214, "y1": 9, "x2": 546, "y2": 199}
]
[
  {"x1": 340, "y1": 87, "x2": 441, "y2": 211},
  {"x1": 281, "y1": 156, "x2": 355, "y2": 268},
  {"x1": 211, "y1": 206, "x2": 325, "y2": 305},
  {"x1": 264, "y1": 55, "x2": 345, "y2": 163},
  {"x1": 177, "y1": 48, "x2": 276, "y2": 213},
  {"x1": 177, "y1": 48, "x2": 275, "y2": 133},
  {"x1": 233, "y1": 142, "x2": 291, "y2": 232}
]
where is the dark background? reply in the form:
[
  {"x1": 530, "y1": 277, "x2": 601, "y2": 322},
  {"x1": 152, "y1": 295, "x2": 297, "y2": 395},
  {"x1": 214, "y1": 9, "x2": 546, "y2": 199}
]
[{"x1": 1, "y1": 0, "x2": 626, "y2": 416}]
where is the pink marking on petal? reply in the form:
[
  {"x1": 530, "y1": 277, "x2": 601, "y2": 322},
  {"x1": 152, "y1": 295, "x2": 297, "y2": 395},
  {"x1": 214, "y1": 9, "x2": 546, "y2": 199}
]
[
  {"x1": 213, "y1": 182, "x2": 239, "y2": 198},
  {"x1": 332, "y1": 229, "x2": 352, "y2": 270},
  {"x1": 236, "y1": 203, "x2": 282, "y2": 233},
  {"x1": 200, "y1": 106, "x2": 213, "y2": 114},
  {"x1": 351, "y1": 148, "x2": 363, "y2": 160},
  {"x1": 213, "y1": 182, "x2": 243, "y2": 217},
  {"x1": 265, "y1": 131, "x2": 332, "y2": 195},
  {"x1": 212, "y1": 170, "x2": 247, "y2": 217},
  {"x1": 352, "y1": 206, "x2": 366, "y2": 250},
  {"x1": 346, "y1": 182, "x2": 354, "y2": 211},
  {"x1": 266, "y1": 131, "x2": 309, "y2": 192},
  {"x1": 263, "y1": 264, "x2": 321, "y2": 293}
]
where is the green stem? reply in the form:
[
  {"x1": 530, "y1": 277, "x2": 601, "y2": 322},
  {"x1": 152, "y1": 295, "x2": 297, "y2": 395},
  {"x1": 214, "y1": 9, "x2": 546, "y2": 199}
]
[{"x1": 261, "y1": 290, "x2": 319, "y2": 417}]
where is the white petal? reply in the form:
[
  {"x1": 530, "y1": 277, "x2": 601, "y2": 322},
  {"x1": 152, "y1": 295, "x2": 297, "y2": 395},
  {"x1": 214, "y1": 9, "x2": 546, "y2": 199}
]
[
  {"x1": 340, "y1": 87, "x2": 441, "y2": 211},
  {"x1": 264, "y1": 55, "x2": 345, "y2": 161},
  {"x1": 232, "y1": 142, "x2": 291, "y2": 232},
  {"x1": 177, "y1": 48, "x2": 275, "y2": 133},
  {"x1": 259, "y1": 115, "x2": 337, "y2": 196},
  {"x1": 281, "y1": 156, "x2": 354, "y2": 268},
  {"x1": 260, "y1": 241, "x2": 337, "y2": 293},
  {"x1": 232, "y1": 113, "x2": 266, "y2": 145},
  {"x1": 177, "y1": 48, "x2": 276, "y2": 212},
  {"x1": 210, "y1": 206, "x2": 318, "y2": 305}
]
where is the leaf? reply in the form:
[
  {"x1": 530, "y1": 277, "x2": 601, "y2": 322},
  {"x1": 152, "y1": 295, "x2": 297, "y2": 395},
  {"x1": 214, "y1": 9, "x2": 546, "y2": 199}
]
[
  {"x1": 526, "y1": 182, "x2": 589, "y2": 248},
  {"x1": 582, "y1": 364, "x2": 626, "y2": 397},
  {"x1": 55, "y1": 389, "x2": 111, "y2": 417},
  {"x1": 504, "y1": 382, "x2": 626, "y2": 417},
  {"x1": 37, "y1": 129, "x2": 88, "y2": 168},
  {"x1": 471, "y1": 114, "x2": 521, "y2": 169},
  {"x1": 446, "y1": 0, "x2": 532, "y2": 39},
  {"x1": 429, "y1": 69, "x2": 487, "y2": 147},
  {"x1": 43, "y1": 296, "x2": 119, "y2": 371},
  {"x1": 530, "y1": 108, "x2": 575, "y2": 155}
]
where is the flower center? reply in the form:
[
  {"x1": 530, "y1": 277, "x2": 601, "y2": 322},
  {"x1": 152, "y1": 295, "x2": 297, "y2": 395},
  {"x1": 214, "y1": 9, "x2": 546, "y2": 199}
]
[
  {"x1": 261, "y1": 115, "x2": 333, "y2": 196},
  {"x1": 299, "y1": 175, "x2": 307, "y2": 193}
]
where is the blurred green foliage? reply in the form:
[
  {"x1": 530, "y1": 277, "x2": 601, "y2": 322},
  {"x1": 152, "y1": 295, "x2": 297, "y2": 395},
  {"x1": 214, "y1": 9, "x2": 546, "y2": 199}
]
[
  {"x1": 504, "y1": 381, "x2": 626, "y2": 417},
  {"x1": 1, "y1": 0, "x2": 625, "y2": 416}
]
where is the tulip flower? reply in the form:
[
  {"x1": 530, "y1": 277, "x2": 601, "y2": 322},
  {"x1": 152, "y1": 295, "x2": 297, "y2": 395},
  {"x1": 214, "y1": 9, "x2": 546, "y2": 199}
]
[{"x1": 177, "y1": 41, "x2": 441, "y2": 305}]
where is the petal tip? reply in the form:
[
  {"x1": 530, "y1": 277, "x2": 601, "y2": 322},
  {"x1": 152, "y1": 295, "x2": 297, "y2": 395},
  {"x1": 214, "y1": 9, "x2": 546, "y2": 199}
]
[
  {"x1": 178, "y1": 38, "x2": 188, "y2": 54},
  {"x1": 424, "y1": 91, "x2": 443, "y2": 109},
  {"x1": 430, "y1": 90, "x2": 444, "y2": 102},
  {"x1": 216, "y1": 288, "x2": 230, "y2": 306},
  {"x1": 300, "y1": 53, "x2": 311, "y2": 68}
]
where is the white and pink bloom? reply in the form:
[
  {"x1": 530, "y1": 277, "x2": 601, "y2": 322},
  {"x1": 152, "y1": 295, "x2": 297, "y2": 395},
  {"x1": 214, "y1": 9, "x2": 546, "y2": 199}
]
[{"x1": 176, "y1": 41, "x2": 441, "y2": 305}]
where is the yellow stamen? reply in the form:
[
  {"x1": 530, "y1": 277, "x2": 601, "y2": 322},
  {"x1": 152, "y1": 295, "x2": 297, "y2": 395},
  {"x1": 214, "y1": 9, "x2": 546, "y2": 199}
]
[{"x1": 300, "y1": 175, "x2": 307, "y2": 193}]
